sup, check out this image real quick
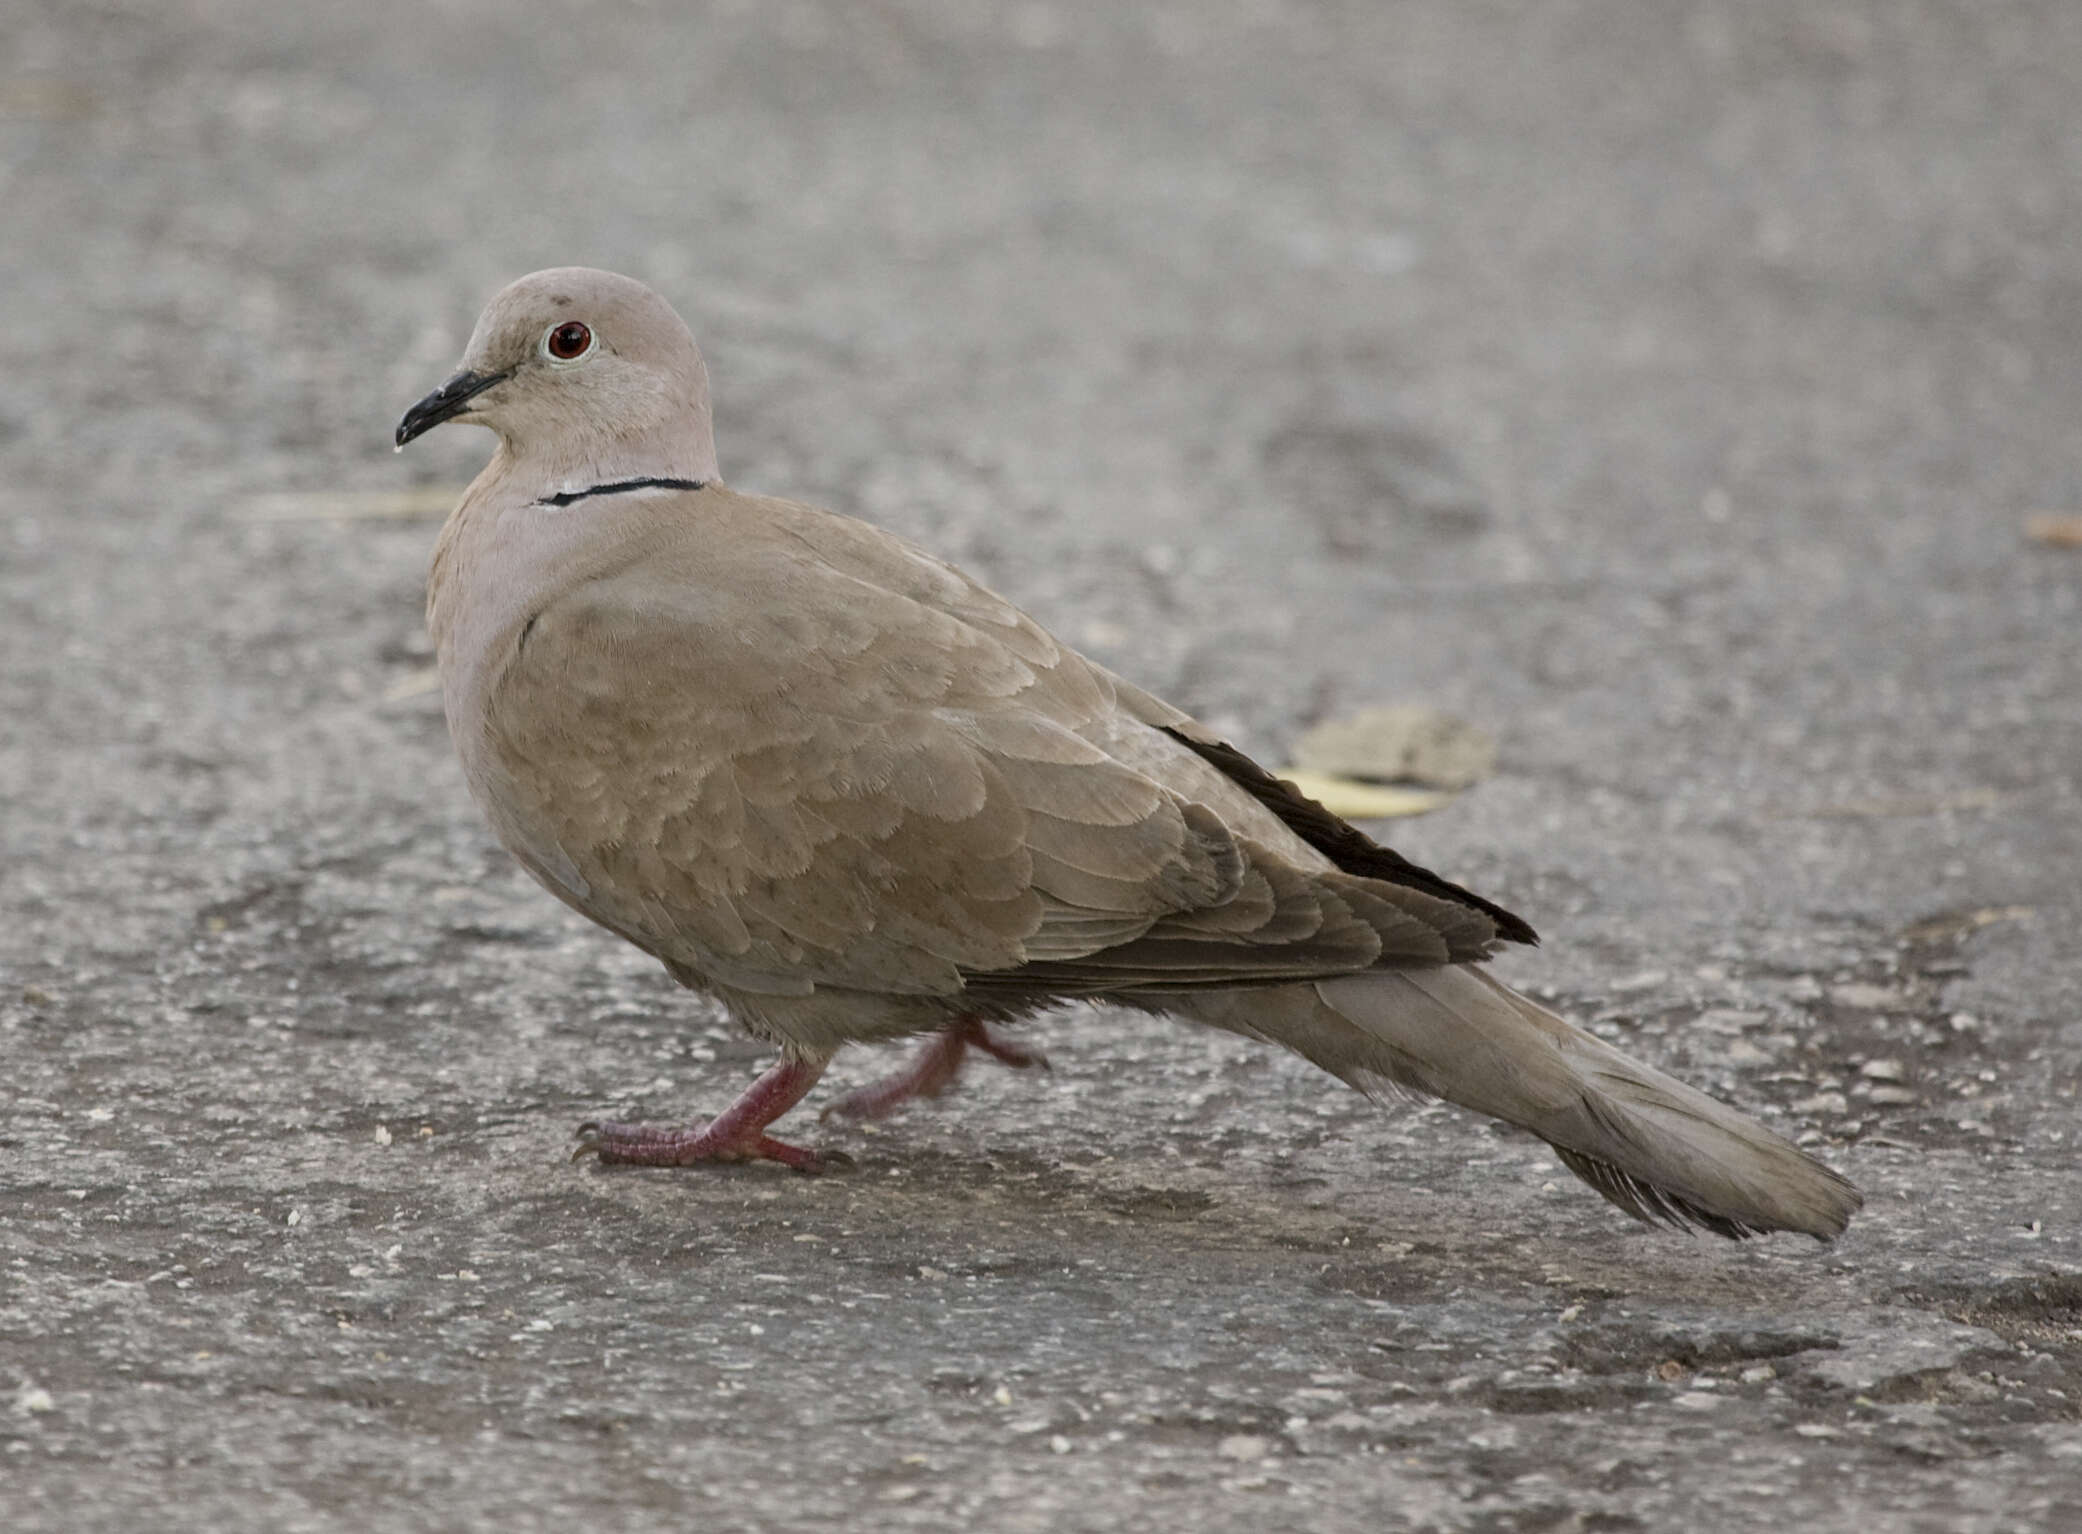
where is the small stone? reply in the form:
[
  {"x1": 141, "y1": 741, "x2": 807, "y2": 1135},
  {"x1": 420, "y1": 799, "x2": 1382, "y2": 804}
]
[
  {"x1": 1218, "y1": 1434, "x2": 1270, "y2": 1462},
  {"x1": 1859, "y1": 1059, "x2": 1907, "y2": 1082},
  {"x1": 1674, "y1": 1392, "x2": 1721, "y2": 1410},
  {"x1": 1867, "y1": 1087, "x2": 1920, "y2": 1107},
  {"x1": 1049, "y1": 1435, "x2": 1073, "y2": 1455},
  {"x1": 13, "y1": 1385, "x2": 55, "y2": 1416},
  {"x1": 1697, "y1": 1009, "x2": 1769, "y2": 1036},
  {"x1": 1792, "y1": 1092, "x2": 1850, "y2": 1116},
  {"x1": 1609, "y1": 969, "x2": 1669, "y2": 996},
  {"x1": 1833, "y1": 984, "x2": 1906, "y2": 1011},
  {"x1": 373, "y1": 1124, "x2": 392, "y2": 1145},
  {"x1": 1941, "y1": 1371, "x2": 2001, "y2": 1403}
]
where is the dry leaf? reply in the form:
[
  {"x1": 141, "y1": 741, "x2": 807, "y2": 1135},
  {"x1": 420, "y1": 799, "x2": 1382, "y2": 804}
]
[
  {"x1": 2024, "y1": 513, "x2": 2082, "y2": 549},
  {"x1": 379, "y1": 669, "x2": 442, "y2": 703},
  {"x1": 1294, "y1": 705, "x2": 1496, "y2": 790},
  {"x1": 1272, "y1": 768, "x2": 1451, "y2": 820},
  {"x1": 235, "y1": 487, "x2": 465, "y2": 521},
  {"x1": 0, "y1": 79, "x2": 96, "y2": 120},
  {"x1": 1899, "y1": 906, "x2": 2034, "y2": 944}
]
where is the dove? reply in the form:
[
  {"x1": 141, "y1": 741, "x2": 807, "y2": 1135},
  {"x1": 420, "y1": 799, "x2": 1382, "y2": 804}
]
[{"x1": 395, "y1": 267, "x2": 1860, "y2": 1240}]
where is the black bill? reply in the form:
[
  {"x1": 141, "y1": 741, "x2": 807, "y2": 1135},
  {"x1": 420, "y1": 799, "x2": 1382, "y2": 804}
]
[{"x1": 394, "y1": 368, "x2": 514, "y2": 447}]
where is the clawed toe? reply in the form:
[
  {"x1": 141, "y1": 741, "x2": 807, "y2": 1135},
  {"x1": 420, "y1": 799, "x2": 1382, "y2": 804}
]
[
  {"x1": 573, "y1": 1055, "x2": 833, "y2": 1171},
  {"x1": 573, "y1": 1117, "x2": 836, "y2": 1171}
]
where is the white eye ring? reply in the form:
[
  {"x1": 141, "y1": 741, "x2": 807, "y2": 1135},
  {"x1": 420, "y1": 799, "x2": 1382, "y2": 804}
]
[{"x1": 539, "y1": 320, "x2": 597, "y2": 367}]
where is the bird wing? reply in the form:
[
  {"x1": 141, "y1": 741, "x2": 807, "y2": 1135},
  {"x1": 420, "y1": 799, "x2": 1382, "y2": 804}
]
[{"x1": 480, "y1": 488, "x2": 1509, "y2": 1000}]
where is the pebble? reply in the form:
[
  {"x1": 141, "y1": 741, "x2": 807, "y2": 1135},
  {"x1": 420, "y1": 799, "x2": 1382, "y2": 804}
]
[
  {"x1": 1834, "y1": 984, "x2": 1907, "y2": 1011},
  {"x1": 1793, "y1": 1092, "x2": 1850, "y2": 1115},
  {"x1": 1696, "y1": 1008, "x2": 1770, "y2": 1035}
]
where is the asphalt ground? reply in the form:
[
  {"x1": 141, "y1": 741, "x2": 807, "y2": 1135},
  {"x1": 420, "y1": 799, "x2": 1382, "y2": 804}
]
[{"x1": 5, "y1": 3, "x2": 2081, "y2": 1529}]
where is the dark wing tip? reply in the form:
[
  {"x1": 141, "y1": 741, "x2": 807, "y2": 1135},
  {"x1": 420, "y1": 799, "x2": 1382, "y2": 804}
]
[{"x1": 1158, "y1": 727, "x2": 1539, "y2": 947}]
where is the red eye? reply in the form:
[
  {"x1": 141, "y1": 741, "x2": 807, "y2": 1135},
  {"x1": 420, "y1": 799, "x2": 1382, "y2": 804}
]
[{"x1": 544, "y1": 321, "x2": 593, "y2": 361}]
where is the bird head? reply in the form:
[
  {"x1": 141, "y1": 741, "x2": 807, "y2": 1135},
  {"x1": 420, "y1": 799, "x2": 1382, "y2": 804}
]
[{"x1": 395, "y1": 267, "x2": 718, "y2": 484}]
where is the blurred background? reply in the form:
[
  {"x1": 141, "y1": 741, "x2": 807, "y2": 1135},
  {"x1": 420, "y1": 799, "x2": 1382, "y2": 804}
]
[{"x1": 6, "y1": 3, "x2": 2081, "y2": 1530}]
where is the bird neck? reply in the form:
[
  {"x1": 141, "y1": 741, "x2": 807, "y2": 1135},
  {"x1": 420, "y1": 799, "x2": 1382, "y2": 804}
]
[{"x1": 487, "y1": 422, "x2": 719, "y2": 503}]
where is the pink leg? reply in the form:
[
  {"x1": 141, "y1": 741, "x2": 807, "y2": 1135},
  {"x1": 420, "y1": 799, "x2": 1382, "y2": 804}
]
[
  {"x1": 821, "y1": 1017, "x2": 1049, "y2": 1122},
  {"x1": 576, "y1": 1054, "x2": 841, "y2": 1172}
]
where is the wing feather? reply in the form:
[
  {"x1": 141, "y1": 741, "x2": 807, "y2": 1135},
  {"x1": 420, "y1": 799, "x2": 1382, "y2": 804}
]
[{"x1": 479, "y1": 489, "x2": 1514, "y2": 1002}]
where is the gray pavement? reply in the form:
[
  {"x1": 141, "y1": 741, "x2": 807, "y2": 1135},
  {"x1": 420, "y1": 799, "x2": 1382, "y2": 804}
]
[{"x1": 5, "y1": 2, "x2": 2081, "y2": 1529}]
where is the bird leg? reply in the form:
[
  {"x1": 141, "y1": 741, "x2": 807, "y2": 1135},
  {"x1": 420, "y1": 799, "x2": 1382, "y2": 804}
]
[
  {"x1": 577, "y1": 1054, "x2": 839, "y2": 1171},
  {"x1": 821, "y1": 1016, "x2": 1050, "y2": 1122}
]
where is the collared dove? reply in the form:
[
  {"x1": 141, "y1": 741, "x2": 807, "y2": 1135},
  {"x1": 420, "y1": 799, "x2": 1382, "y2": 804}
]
[{"x1": 396, "y1": 268, "x2": 1860, "y2": 1240}]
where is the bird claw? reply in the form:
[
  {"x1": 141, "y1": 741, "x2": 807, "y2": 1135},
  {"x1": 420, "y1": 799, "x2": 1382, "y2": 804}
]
[
  {"x1": 571, "y1": 1121, "x2": 605, "y2": 1162},
  {"x1": 571, "y1": 1117, "x2": 844, "y2": 1173},
  {"x1": 572, "y1": 1056, "x2": 836, "y2": 1171}
]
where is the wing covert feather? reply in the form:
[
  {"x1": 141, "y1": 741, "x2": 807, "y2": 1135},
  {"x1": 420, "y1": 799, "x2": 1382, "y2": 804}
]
[{"x1": 477, "y1": 490, "x2": 1513, "y2": 1000}]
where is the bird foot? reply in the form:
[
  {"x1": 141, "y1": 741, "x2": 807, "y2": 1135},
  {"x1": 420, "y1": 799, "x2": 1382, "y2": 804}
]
[
  {"x1": 573, "y1": 1119, "x2": 849, "y2": 1172},
  {"x1": 821, "y1": 1016, "x2": 1049, "y2": 1122},
  {"x1": 575, "y1": 1054, "x2": 846, "y2": 1172}
]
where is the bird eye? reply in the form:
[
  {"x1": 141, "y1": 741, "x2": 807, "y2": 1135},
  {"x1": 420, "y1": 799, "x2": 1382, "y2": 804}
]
[{"x1": 541, "y1": 321, "x2": 595, "y2": 364}]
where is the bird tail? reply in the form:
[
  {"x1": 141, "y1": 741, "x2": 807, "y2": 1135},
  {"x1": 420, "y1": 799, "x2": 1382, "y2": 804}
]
[{"x1": 1179, "y1": 966, "x2": 1861, "y2": 1240}]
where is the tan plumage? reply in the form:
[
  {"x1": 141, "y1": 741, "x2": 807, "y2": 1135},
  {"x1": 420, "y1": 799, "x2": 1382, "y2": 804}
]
[{"x1": 398, "y1": 268, "x2": 1860, "y2": 1240}]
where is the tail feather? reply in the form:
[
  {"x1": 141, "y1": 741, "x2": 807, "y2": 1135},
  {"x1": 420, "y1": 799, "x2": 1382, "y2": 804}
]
[
  {"x1": 1549, "y1": 1145, "x2": 1769, "y2": 1241},
  {"x1": 1177, "y1": 966, "x2": 1861, "y2": 1240}
]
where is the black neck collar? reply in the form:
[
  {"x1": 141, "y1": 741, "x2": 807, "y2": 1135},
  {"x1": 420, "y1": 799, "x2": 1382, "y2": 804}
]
[{"x1": 536, "y1": 476, "x2": 708, "y2": 509}]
